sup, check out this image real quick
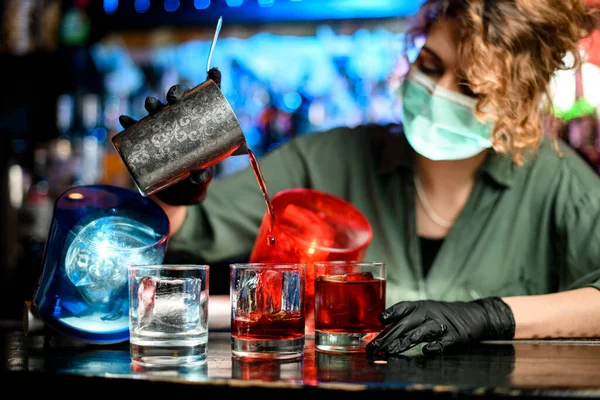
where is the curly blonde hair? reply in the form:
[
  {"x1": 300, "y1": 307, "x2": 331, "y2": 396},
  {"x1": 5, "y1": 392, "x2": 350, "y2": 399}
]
[{"x1": 408, "y1": 0, "x2": 596, "y2": 164}]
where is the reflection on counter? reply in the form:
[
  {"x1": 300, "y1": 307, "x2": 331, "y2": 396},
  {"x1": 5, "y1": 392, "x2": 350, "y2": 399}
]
[
  {"x1": 5, "y1": 326, "x2": 600, "y2": 394},
  {"x1": 232, "y1": 357, "x2": 304, "y2": 383}
]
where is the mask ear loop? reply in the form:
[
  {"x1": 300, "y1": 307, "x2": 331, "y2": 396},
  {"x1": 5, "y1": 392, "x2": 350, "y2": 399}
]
[
  {"x1": 389, "y1": 50, "x2": 412, "y2": 124},
  {"x1": 394, "y1": 28, "x2": 426, "y2": 85}
]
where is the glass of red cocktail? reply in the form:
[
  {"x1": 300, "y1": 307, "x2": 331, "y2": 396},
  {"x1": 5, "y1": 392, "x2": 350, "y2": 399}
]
[
  {"x1": 314, "y1": 261, "x2": 386, "y2": 353},
  {"x1": 230, "y1": 263, "x2": 306, "y2": 360}
]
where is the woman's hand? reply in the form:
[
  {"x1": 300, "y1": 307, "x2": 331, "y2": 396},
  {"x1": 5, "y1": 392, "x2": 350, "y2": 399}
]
[
  {"x1": 366, "y1": 297, "x2": 515, "y2": 356},
  {"x1": 119, "y1": 84, "x2": 215, "y2": 206}
]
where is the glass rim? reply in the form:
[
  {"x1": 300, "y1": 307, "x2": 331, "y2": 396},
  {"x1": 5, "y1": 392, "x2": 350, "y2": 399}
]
[
  {"x1": 230, "y1": 263, "x2": 306, "y2": 269},
  {"x1": 66, "y1": 228, "x2": 169, "y2": 253},
  {"x1": 128, "y1": 264, "x2": 209, "y2": 271},
  {"x1": 55, "y1": 185, "x2": 170, "y2": 250},
  {"x1": 313, "y1": 261, "x2": 385, "y2": 267},
  {"x1": 269, "y1": 188, "x2": 374, "y2": 252}
]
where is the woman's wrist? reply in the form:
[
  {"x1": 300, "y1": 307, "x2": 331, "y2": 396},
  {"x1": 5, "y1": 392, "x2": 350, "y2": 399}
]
[{"x1": 151, "y1": 195, "x2": 188, "y2": 235}]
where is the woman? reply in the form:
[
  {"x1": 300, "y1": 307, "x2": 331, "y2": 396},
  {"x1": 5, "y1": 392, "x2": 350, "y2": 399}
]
[{"x1": 120, "y1": 0, "x2": 600, "y2": 356}]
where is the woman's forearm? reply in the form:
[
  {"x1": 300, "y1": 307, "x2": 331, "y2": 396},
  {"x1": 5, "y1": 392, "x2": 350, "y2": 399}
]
[
  {"x1": 151, "y1": 196, "x2": 188, "y2": 235},
  {"x1": 502, "y1": 287, "x2": 600, "y2": 339}
]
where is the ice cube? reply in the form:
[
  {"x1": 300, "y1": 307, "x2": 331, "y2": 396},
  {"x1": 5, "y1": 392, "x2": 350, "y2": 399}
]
[
  {"x1": 267, "y1": 310, "x2": 288, "y2": 321},
  {"x1": 342, "y1": 272, "x2": 375, "y2": 282},
  {"x1": 143, "y1": 277, "x2": 202, "y2": 333},
  {"x1": 257, "y1": 269, "x2": 283, "y2": 314},
  {"x1": 321, "y1": 274, "x2": 346, "y2": 283},
  {"x1": 282, "y1": 270, "x2": 302, "y2": 312},
  {"x1": 137, "y1": 276, "x2": 157, "y2": 322},
  {"x1": 235, "y1": 270, "x2": 258, "y2": 315},
  {"x1": 65, "y1": 215, "x2": 164, "y2": 306},
  {"x1": 319, "y1": 272, "x2": 375, "y2": 283}
]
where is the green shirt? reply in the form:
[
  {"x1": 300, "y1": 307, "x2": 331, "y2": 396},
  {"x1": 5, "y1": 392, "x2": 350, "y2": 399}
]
[{"x1": 168, "y1": 123, "x2": 600, "y2": 307}]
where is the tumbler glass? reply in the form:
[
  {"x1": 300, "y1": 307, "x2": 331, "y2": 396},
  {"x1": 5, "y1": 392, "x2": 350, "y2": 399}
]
[
  {"x1": 128, "y1": 264, "x2": 210, "y2": 367},
  {"x1": 314, "y1": 261, "x2": 386, "y2": 353},
  {"x1": 230, "y1": 263, "x2": 306, "y2": 360}
]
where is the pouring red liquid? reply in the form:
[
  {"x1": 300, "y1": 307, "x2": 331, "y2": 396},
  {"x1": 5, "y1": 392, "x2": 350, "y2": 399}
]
[{"x1": 247, "y1": 148, "x2": 276, "y2": 247}]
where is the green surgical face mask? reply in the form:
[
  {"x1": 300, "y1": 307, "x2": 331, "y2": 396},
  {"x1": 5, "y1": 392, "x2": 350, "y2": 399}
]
[{"x1": 400, "y1": 67, "x2": 494, "y2": 161}]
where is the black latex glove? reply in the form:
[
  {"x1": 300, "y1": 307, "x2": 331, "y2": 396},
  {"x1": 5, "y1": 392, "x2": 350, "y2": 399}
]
[
  {"x1": 366, "y1": 297, "x2": 515, "y2": 357},
  {"x1": 118, "y1": 68, "x2": 223, "y2": 206}
]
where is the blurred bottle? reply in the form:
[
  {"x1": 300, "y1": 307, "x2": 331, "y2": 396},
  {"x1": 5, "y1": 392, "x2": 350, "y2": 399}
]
[
  {"x1": 1, "y1": 0, "x2": 61, "y2": 55},
  {"x1": 13, "y1": 147, "x2": 53, "y2": 320}
]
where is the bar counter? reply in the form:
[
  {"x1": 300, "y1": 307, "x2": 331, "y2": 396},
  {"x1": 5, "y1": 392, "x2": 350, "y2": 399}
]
[{"x1": 2, "y1": 319, "x2": 600, "y2": 398}]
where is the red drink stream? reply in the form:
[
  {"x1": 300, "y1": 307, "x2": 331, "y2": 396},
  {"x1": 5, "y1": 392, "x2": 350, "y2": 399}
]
[{"x1": 247, "y1": 148, "x2": 276, "y2": 247}]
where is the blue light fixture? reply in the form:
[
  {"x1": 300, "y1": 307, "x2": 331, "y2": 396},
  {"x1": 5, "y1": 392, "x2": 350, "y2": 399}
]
[
  {"x1": 134, "y1": 0, "x2": 150, "y2": 13},
  {"x1": 103, "y1": 0, "x2": 118, "y2": 14},
  {"x1": 164, "y1": 0, "x2": 180, "y2": 12},
  {"x1": 105, "y1": 0, "x2": 427, "y2": 26},
  {"x1": 258, "y1": 0, "x2": 275, "y2": 7},
  {"x1": 194, "y1": 0, "x2": 211, "y2": 9},
  {"x1": 283, "y1": 92, "x2": 302, "y2": 111}
]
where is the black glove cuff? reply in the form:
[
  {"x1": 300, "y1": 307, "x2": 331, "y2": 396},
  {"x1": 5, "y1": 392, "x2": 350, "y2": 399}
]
[
  {"x1": 473, "y1": 297, "x2": 516, "y2": 340},
  {"x1": 154, "y1": 176, "x2": 208, "y2": 206}
]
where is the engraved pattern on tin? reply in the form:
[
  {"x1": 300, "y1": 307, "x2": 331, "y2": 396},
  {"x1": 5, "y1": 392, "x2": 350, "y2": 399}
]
[{"x1": 112, "y1": 80, "x2": 245, "y2": 195}]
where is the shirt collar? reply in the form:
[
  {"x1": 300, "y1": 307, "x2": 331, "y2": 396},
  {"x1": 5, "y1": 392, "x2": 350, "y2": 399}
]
[
  {"x1": 479, "y1": 150, "x2": 516, "y2": 188},
  {"x1": 375, "y1": 124, "x2": 515, "y2": 188}
]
